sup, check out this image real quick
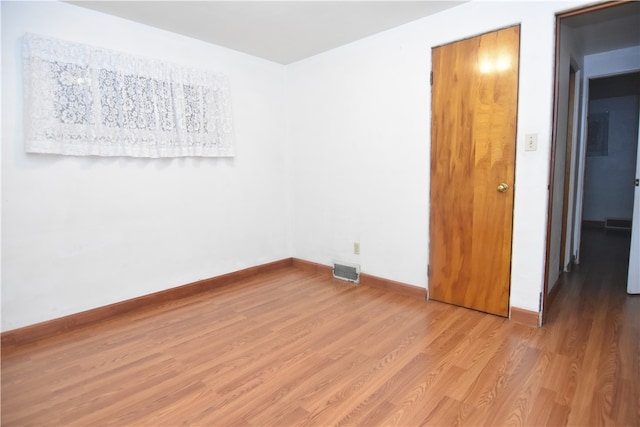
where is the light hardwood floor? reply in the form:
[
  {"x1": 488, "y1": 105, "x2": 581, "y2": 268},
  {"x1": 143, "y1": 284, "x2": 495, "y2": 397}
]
[{"x1": 2, "y1": 229, "x2": 638, "y2": 426}]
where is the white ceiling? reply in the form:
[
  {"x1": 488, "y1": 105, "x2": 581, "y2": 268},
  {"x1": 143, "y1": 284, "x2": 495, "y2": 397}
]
[
  {"x1": 562, "y1": 1, "x2": 640, "y2": 56},
  {"x1": 67, "y1": 1, "x2": 640, "y2": 64},
  {"x1": 67, "y1": 1, "x2": 466, "y2": 64}
]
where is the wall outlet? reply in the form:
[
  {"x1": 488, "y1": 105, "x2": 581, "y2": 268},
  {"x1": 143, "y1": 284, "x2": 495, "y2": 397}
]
[
  {"x1": 353, "y1": 242, "x2": 360, "y2": 255},
  {"x1": 525, "y1": 133, "x2": 538, "y2": 151}
]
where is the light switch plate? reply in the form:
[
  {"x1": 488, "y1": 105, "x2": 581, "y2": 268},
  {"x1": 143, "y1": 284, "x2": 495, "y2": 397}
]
[{"x1": 525, "y1": 134, "x2": 538, "y2": 151}]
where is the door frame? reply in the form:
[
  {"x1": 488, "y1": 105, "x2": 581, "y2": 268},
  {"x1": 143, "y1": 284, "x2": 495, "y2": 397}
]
[
  {"x1": 542, "y1": 0, "x2": 636, "y2": 324},
  {"x1": 559, "y1": 65, "x2": 577, "y2": 273},
  {"x1": 628, "y1": 117, "x2": 640, "y2": 294}
]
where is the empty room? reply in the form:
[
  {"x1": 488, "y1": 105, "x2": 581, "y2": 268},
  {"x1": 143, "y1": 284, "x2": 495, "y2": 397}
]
[{"x1": 1, "y1": 0, "x2": 639, "y2": 425}]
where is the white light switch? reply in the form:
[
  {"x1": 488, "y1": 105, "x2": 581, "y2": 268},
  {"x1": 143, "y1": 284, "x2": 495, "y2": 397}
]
[{"x1": 525, "y1": 134, "x2": 538, "y2": 151}]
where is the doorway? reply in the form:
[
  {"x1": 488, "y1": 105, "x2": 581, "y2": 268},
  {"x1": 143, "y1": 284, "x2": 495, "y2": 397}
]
[{"x1": 543, "y1": 1, "x2": 640, "y2": 324}]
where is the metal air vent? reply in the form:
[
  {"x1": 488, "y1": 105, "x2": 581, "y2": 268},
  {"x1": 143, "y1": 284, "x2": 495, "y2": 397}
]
[
  {"x1": 605, "y1": 217, "x2": 632, "y2": 230},
  {"x1": 333, "y1": 262, "x2": 360, "y2": 283}
]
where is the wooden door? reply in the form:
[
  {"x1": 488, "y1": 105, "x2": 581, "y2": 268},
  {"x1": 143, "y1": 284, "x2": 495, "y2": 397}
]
[{"x1": 429, "y1": 26, "x2": 520, "y2": 317}]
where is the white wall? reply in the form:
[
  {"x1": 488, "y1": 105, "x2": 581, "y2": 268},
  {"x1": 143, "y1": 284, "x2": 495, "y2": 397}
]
[
  {"x1": 288, "y1": 1, "x2": 594, "y2": 313},
  {"x1": 3, "y1": 0, "x2": 605, "y2": 331},
  {"x1": 1, "y1": 1, "x2": 290, "y2": 331},
  {"x1": 582, "y1": 95, "x2": 639, "y2": 221}
]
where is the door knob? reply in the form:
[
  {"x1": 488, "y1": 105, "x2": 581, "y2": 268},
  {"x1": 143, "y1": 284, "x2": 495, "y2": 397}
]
[{"x1": 497, "y1": 183, "x2": 509, "y2": 193}]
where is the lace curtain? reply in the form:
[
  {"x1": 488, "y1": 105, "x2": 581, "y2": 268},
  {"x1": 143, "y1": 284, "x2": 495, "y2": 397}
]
[{"x1": 22, "y1": 33, "x2": 234, "y2": 158}]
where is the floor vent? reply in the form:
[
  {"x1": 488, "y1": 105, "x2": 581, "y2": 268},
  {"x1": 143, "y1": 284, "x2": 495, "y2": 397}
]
[
  {"x1": 333, "y1": 262, "x2": 360, "y2": 283},
  {"x1": 605, "y1": 218, "x2": 632, "y2": 230}
]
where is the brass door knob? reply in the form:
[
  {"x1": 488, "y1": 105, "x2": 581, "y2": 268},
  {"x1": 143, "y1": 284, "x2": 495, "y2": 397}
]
[{"x1": 497, "y1": 183, "x2": 509, "y2": 193}]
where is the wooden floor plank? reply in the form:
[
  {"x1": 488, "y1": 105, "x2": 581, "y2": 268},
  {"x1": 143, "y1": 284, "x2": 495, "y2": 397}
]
[{"x1": 2, "y1": 229, "x2": 638, "y2": 426}]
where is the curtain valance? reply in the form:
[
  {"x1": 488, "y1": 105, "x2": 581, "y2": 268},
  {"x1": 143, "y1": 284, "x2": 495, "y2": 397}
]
[{"x1": 23, "y1": 33, "x2": 234, "y2": 158}]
